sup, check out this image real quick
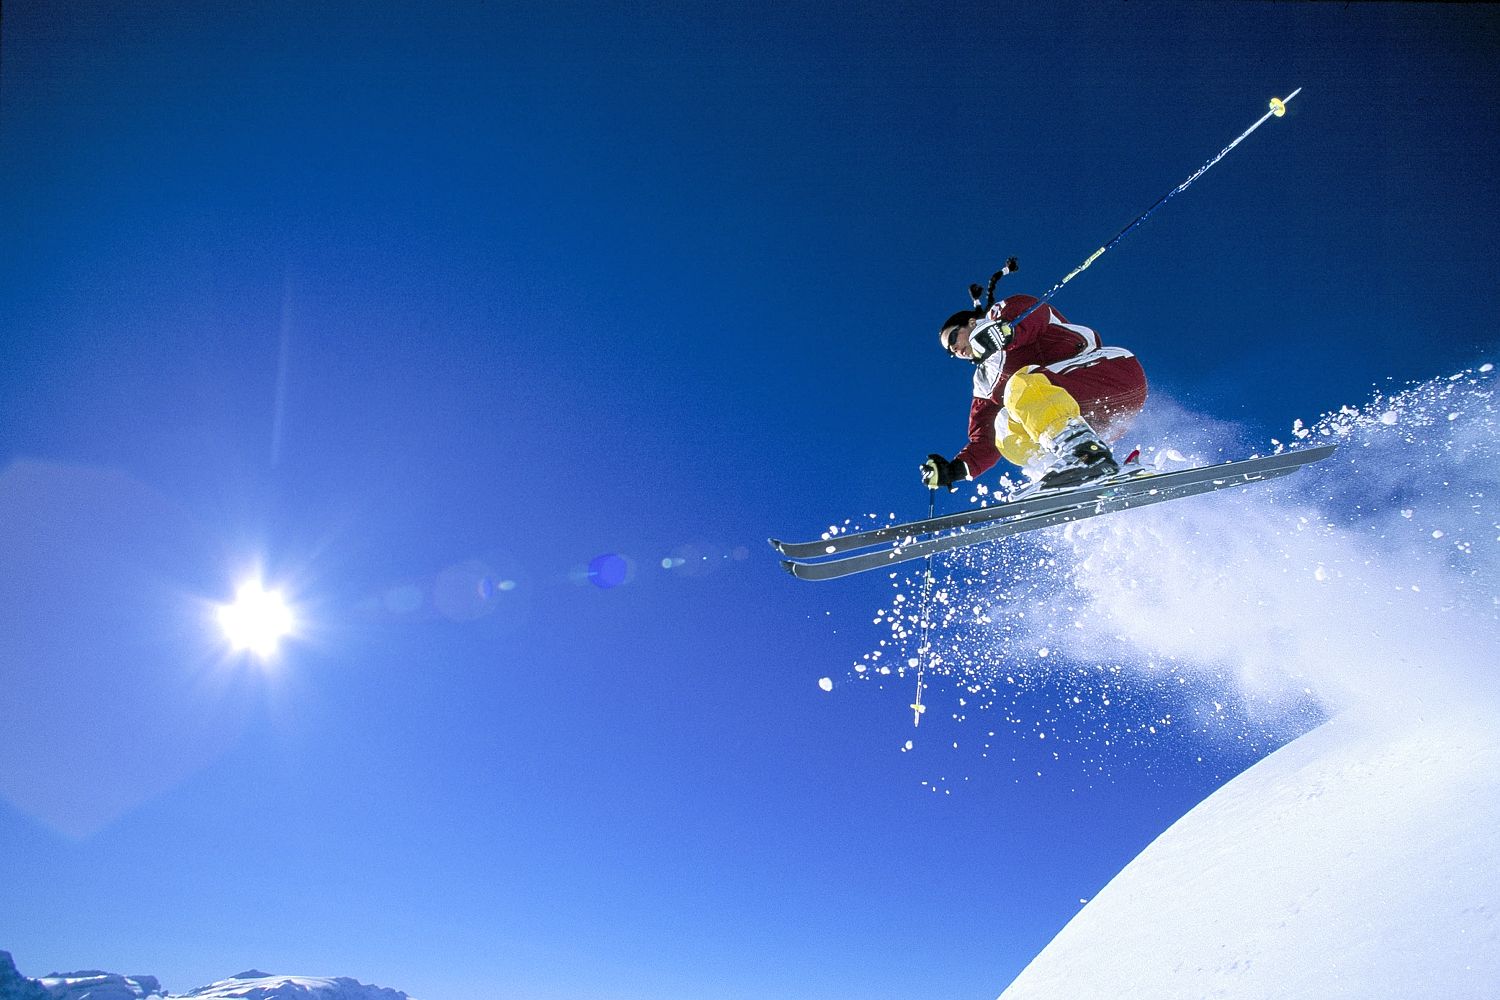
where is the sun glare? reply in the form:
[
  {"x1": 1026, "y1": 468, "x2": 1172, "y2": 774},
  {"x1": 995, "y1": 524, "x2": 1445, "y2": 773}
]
[{"x1": 217, "y1": 580, "x2": 295, "y2": 658}]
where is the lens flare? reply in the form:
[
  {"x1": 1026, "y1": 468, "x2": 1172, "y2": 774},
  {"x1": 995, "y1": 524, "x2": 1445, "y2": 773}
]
[{"x1": 588, "y1": 553, "x2": 630, "y2": 589}]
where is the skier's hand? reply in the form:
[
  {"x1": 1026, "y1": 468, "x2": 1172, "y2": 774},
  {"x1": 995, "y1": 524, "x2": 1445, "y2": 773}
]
[
  {"x1": 920, "y1": 455, "x2": 967, "y2": 491},
  {"x1": 969, "y1": 319, "x2": 1013, "y2": 363}
]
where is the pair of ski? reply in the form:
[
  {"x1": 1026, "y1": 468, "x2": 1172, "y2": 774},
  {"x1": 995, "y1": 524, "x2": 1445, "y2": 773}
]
[{"x1": 770, "y1": 444, "x2": 1337, "y2": 581}]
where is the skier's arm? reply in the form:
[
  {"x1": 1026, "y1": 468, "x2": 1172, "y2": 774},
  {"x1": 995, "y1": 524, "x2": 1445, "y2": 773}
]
[
  {"x1": 953, "y1": 396, "x2": 1002, "y2": 479},
  {"x1": 993, "y1": 294, "x2": 1052, "y2": 349}
]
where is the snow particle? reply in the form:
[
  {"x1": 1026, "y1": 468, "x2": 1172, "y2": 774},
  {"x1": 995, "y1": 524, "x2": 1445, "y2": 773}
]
[{"x1": 818, "y1": 677, "x2": 833, "y2": 692}]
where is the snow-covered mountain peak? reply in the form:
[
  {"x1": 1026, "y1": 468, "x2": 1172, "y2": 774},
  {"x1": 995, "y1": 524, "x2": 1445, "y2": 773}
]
[
  {"x1": 178, "y1": 974, "x2": 412, "y2": 1000},
  {"x1": 35, "y1": 970, "x2": 165, "y2": 1000},
  {"x1": 0, "y1": 956, "x2": 415, "y2": 1000}
]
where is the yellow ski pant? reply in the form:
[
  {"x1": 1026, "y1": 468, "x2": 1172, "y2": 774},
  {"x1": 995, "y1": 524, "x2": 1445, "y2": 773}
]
[{"x1": 996, "y1": 368, "x2": 1082, "y2": 467}]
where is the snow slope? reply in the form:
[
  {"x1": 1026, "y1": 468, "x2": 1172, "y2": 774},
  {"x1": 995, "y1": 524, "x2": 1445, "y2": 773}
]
[{"x1": 998, "y1": 709, "x2": 1500, "y2": 998}]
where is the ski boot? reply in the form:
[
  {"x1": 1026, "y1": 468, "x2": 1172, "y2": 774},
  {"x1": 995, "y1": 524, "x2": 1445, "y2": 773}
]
[{"x1": 1034, "y1": 417, "x2": 1120, "y2": 492}]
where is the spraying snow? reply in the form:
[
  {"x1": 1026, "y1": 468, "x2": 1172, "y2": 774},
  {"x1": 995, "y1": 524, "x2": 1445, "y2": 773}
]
[
  {"x1": 1062, "y1": 368, "x2": 1499, "y2": 717},
  {"x1": 861, "y1": 366, "x2": 1499, "y2": 750}
]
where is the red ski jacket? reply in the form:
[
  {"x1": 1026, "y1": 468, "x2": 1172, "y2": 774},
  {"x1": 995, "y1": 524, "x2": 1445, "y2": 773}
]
[{"x1": 953, "y1": 294, "x2": 1147, "y2": 478}]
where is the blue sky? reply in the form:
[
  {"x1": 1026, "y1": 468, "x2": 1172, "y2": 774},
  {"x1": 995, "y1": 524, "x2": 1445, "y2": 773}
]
[{"x1": 2, "y1": 3, "x2": 1498, "y2": 998}]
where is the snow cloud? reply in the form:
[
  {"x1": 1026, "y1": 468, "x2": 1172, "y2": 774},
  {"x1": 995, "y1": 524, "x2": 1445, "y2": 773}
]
[
  {"x1": 866, "y1": 366, "x2": 1500, "y2": 756},
  {"x1": 1057, "y1": 368, "x2": 1500, "y2": 718}
]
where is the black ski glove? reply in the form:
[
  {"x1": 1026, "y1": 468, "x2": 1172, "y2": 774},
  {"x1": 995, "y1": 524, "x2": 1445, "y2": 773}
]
[
  {"x1": 920, "y1": 454, "x2": 967, "y2": 491},
  {"x1": 968, "y1": 318, "x2": 1013, "y2": 364}
]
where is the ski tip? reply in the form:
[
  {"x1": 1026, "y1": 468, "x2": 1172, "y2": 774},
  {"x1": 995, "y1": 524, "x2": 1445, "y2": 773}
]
[
  {"x1": 779, "y1": 559, "x2": 799, "y2": 577},
  {"x1": 767, "y1": 537, "x2": 784, "y2": 551},
  {"x1": 1299, "y1": 441, "x2": 1338, "y2": 460}
]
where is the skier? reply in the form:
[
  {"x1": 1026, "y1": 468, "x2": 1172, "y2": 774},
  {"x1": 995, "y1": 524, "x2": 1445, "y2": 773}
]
[{"x1": 921, "y1": 293, "x2": 1148, "y2": 493}]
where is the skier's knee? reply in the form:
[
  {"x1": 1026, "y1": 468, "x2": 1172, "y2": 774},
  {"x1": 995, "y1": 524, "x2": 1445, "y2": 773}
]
[
  {"x1": 996, "y1": 407, "x2": 1043, "y2": 465},
  {"x1": 998, "y1": 430, "x2": 1041, "y2": 466},
  {"x1": 1003, "y1": 370, "x2": 1082, "y2": 441}
]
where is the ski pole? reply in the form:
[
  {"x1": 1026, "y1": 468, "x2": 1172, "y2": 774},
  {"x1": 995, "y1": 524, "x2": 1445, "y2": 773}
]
[
  {"x1": 912, "y1": 487, "x2": 936, "y2": 727},
  {"x1": 1008, "y1": 89, "x2": 1301, "y2": 330}
]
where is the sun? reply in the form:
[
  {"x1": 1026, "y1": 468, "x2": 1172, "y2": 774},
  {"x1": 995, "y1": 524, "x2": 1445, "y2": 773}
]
[{"x1": 216, "y1": 580, "x2": 296, "y2": 658}]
